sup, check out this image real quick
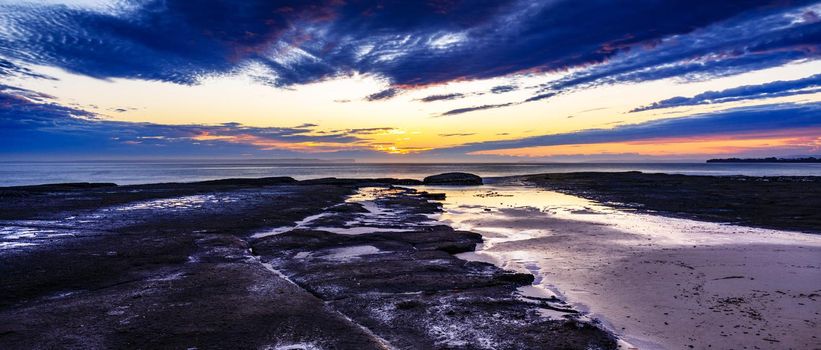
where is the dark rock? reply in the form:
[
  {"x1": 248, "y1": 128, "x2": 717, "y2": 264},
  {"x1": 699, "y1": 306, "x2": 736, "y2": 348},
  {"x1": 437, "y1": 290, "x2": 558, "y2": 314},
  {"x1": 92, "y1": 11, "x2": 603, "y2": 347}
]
[
  {"x1": 0, "y1": 176, "x2": 617, "y2": 350},
  {"x1": 298, "y1": 177, "x2": 423, "y2": 186},
  {"x1": 423, "y1": 241, "x2": 477, "y2": 254},
  {"x1": 328, "y1": 202, "x2": 369, "y2": 213},
  {"x1": 194, "y1": 176, "x2": 297, "y2": 186},
  {"x1": 495, "y1": 272, "x2": 536, "y2": 285},
  {"x1": 395, "y1": 300, "x2": 423, "y2": 310},
  {"x1": 0, "y1": 182, "x2": 118, "y2": 192},
  {"x1": 391, "y1": 178, "x2": 425, "y2": 186},
  {"x1": 423, "y1": 172, "x2": 483, "y2": 186},
  {"x1": 419, "y1": 191, "x2": 446, "y2": 200},
  {"x1": 508, "y1": 172, "x2": 821, "y2": 234}
]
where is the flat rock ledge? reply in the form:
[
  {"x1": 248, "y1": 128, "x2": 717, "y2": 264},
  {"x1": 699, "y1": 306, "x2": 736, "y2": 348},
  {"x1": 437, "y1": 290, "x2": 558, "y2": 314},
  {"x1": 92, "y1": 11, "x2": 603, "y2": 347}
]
[{"x1": 423, "y1": 172, "x2": 483, "y2": 186}]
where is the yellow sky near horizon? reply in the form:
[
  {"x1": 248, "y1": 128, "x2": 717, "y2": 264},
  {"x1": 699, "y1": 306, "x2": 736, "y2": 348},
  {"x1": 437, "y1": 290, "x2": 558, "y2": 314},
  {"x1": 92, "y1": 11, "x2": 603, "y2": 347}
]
[
  {"x1": 6, "y1": 59, "x2": 821, "y2": 157},
  {"x1": 471, "y1": 128, "x2": 821, "y2": 157}
]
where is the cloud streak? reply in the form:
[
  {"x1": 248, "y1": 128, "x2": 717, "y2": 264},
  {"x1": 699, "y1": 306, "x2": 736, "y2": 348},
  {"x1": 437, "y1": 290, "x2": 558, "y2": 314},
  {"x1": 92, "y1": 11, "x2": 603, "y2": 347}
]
[
  {"x1": 440, "y1": 103, "x2": 513, "y2": 116},
  {"x1": 419, "y1": 93, "x2": 465, "y2": 102},
  {"x1": 440, "y1": 3, "x2": 821, "y2": 115},
  {"x1": 630, "y1": 74, "x2": 821, "y2": 112},
  {"x1": 471, "y1": 128, "x2": 821, "y2": 158},
  {"x1": 365, "y1": 88, "x2": 401, "y2": 101},
  {"x1": 0, "y1": 88, "x2": 394, "y2": 157},
  {"x1": 1, "y1": 0, "x2": 814, "y2": 90},
  {"x1": 438, "y1": 102, "x2": 821, "y2": 154}
]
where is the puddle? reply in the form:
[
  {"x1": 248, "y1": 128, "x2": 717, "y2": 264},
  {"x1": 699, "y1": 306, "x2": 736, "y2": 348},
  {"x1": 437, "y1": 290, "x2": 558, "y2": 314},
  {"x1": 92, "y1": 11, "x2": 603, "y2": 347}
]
[
  {"x1": 266, "y1": 344, "x2": 322, "y2": 350},
  {"x1": 316, "y1": 245, "x2": 385, "y2": 261},
  {"x1": 252, "y1": 187, "x2": 440, "y2": 238},
  {"x1": 337, "y1": 187, "x2": 439, "y2": 232},
  {"x1": 308, "y1": 226, "x2": 414, "y2": 235},
  {"x1": 113, "y1": 194, "x2": 238, "y2": 211},
  {"x1": 251, "y1": 212, "x2": 331, "y2": 238},
  {"x1": 0, "y1": 241, "x2": 37, "y2": 249},
  {"x1": 0, "y1": 224, "x2": 84, "y2": 249}
]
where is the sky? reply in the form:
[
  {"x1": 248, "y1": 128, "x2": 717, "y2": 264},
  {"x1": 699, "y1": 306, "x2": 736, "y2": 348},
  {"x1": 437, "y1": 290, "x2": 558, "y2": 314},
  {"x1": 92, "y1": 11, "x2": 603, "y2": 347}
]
[{"x1": 1, "y1": 0, "x2": 820, "y2": 162}]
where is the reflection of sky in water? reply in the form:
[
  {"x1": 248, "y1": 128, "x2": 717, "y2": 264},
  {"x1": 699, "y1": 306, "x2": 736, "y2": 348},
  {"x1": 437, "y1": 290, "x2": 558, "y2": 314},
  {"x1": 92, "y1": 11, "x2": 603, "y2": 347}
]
[
  {"x1": 420, "y1": 185, "x2": 821, "y2": 348},
  {"x1": 252, "y1": 187, "x2": 439, "y2": 238},
  {"x1": 114, "y1": 194, "x2": 238, "y2": 211},
  {"x1": 422, "y1": 185, "x2": 820, "y2": 248},
  {"x1": 417, "y1": 186, "x2": 607, "y2": 248},
  {"x1": 0, "y1": 192, "x2": 247, "y2": 250},
  {"x1": 0, "y1": 223, "x2": 82, "y2": 250}
]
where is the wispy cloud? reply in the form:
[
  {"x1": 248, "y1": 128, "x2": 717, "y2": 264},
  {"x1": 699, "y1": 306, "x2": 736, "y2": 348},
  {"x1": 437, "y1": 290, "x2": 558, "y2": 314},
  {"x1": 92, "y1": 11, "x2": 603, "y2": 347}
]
[
  {"x1": 439, "y1": 3, "x2": 821, "y2": 115},
  {"x1": 365, "y1": 88, "x2": 401, "y2": 101},
  {"x1": 1, "y1": 0, "x2": 812, "y2": 89},
  {"x1": 631, "y1": 74, "x2": 821, "y2": 112},
  {"x1": 471, "y1": 128, "x2": 821, "y2": 158},
  {"x1": 438, "y1": 102, "x2": 821, "y2": 154},
  {"x1": 439, "y1": 132, "x2": 476, "y2": 137},
  {"x1": 532, "y1": 5, "x2": 821, "y2": 98},
  {"x1": 490, "y1": 85, "x2": 517, "y2": 94},
  {"x1": 0, "y1": 88, "x2": 396, "y2": 157},
  {"x1": 419, "y1": 93, "x2": 465, "y2": 102},
  {"x1": 441, "y1": 103, "x2": 514, "y2": 116}
]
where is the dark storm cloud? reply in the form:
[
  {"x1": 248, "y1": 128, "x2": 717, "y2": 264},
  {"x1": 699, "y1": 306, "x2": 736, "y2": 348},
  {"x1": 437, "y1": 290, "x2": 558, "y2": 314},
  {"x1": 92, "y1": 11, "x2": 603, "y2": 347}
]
[
  {"x1": 1, "y1": 0, "x2": 815, "y2": 89},
  {"x1": 631, "y1": 74, "x2": 821, "y2": 112},
  {"x1": 534, "y1": 6, "x2": 821, "y2": 96},
  {"x1": 438, "y1": 103, "x2": 821, "y2": 154}
]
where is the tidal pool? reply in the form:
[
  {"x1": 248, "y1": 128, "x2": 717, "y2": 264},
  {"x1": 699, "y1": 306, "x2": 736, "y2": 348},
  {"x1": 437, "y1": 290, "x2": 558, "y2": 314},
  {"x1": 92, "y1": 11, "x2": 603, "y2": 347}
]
[{"x1": 418, "y1": 185, "x2": 821, "y2": 350}]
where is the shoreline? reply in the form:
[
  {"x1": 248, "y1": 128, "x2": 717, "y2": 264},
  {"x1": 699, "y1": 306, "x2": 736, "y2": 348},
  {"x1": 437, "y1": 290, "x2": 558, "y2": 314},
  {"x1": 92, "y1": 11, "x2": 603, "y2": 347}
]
[
  {"x1": 1, "y1": 172, "x2": 819, "y2": 349},
  {"x1": 507, "y1": 172, "x2": 821, "y2": 233},
  {"x1": 428, "y1": 184, "x2": 821, "y2": 349},
  {"x1": 0, "y1": 176, "x2": 617, "y2": 349},
  {"x1": 3, "y1": 162, "x2": 820, "y2": 188}
]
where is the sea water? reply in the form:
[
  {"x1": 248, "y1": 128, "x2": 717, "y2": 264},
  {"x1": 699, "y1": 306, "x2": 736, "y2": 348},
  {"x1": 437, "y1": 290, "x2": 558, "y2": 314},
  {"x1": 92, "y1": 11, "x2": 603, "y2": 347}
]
[{"x1": 1, "y1": 160, "x2": 820, "y2": 186}]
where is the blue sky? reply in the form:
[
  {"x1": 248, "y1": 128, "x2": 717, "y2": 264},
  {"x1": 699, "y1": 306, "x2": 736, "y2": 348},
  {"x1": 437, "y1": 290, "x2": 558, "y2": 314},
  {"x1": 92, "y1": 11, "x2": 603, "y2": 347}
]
[{"x1": 1, "y1": 0, "x2": 819, "y2": 161}]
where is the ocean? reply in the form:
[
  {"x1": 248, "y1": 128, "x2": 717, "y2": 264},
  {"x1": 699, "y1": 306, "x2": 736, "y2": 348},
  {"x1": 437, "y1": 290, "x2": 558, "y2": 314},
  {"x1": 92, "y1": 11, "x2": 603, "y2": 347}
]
[{"x1": 1, "y1": 161, "x2": 820, "y2": 187}]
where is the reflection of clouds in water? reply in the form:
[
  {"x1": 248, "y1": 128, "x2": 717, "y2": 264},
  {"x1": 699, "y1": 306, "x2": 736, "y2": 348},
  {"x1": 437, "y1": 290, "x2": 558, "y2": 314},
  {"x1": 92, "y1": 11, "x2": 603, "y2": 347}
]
[{"x1": 419, "y1": 186, "x2": 612, "y2": 249}]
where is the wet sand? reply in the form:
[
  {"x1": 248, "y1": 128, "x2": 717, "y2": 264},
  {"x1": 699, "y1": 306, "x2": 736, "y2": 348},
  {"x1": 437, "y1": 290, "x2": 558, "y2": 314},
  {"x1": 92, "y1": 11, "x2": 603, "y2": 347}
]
[{"x1": 431, "y1": 186, "x2": 821, "y2": 349}]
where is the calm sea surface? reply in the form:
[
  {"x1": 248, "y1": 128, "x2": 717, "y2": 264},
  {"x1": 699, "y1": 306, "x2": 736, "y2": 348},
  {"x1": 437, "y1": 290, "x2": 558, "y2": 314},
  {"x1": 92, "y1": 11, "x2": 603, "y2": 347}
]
[{"x1": 1, "y1": 161, "x2": 820, "y2": 186}]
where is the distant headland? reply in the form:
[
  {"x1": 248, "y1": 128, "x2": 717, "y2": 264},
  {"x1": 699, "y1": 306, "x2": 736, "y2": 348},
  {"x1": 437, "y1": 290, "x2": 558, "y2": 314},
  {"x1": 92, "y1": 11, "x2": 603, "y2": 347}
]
[{"x1": 707, "y1": 157, "x2": 821, "y2": 163}]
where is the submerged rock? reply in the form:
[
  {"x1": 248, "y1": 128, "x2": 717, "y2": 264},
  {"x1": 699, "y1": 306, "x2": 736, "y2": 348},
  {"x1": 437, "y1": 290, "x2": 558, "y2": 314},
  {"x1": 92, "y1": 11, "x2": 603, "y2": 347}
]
[{"x1": 423, "y1": 172, "x2": 483, "y2": 186}]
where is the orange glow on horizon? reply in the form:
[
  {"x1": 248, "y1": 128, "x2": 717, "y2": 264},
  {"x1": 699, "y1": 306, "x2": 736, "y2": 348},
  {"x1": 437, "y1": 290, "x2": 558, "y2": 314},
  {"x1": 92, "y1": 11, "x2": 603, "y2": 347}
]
[
  {"x1": 469, "y1": 128, "x2": 821, "y2": 158},
  {"x1": 192, "y1": 132, "x2": 367, "y2": 153},
  {"x1": 192, "y1": 131, "x2": 434, "y2": 155}
]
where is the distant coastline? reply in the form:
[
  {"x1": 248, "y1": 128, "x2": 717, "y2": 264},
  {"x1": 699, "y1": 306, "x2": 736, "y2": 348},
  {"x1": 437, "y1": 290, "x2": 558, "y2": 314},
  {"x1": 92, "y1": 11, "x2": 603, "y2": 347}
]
[{"x1": 707, "y1": 157, "x2": 821, "y2": 163}]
